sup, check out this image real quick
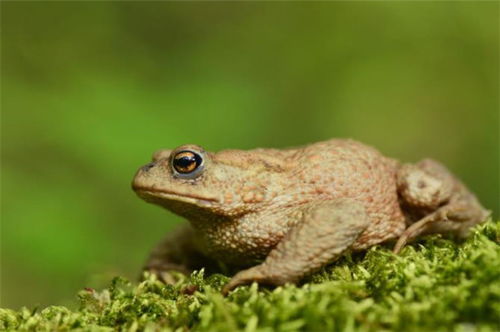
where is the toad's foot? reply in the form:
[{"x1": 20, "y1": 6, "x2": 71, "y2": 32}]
[
  {"x1": 393, "y1": 200, "x2": 490, "y2": 254},
  {"x1": 394, "y1": 159, "x2": 490, "y2": 254},
  {"x1": 222, "y1": 199, "x2": 370, "y2": 295},
  {"x1": 143, "y1": 267, "x2": 187, "y2": 285},
  {"x1": 143, "y1": 224, "x2": 221, "y2": 282}
]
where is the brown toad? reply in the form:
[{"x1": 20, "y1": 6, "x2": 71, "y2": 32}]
[{"x1": 132, "y1": 139, "x2": 490, "y2": 294}]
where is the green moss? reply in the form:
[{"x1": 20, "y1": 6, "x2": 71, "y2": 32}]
[{"x1": 2, "y1": 222, "x2": 499, "y2": 331}]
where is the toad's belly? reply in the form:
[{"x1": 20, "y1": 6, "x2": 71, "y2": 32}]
[{"x1": 197, "y1": 211, "x2": 299, "y2": 266}]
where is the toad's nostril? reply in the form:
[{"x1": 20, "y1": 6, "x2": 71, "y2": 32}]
[{"x1": 141, "y1": 162, "x2": 156, "y2": 172}]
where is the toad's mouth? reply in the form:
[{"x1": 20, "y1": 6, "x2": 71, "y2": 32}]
[{"x1": 133, "y1": 186, "x2": 219, "y2": 205}]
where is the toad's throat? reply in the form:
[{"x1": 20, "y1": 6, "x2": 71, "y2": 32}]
[{"x1": 133, "y1": 186, "x2": 219, "y2": 204}]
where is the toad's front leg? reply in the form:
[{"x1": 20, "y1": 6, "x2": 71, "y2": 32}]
[
  {"x1": 143, "y1": 224, "x2": 220, "y2": 283},
  {"x1": 222, "y1": 200, "x2": 370, "y2": 295}
]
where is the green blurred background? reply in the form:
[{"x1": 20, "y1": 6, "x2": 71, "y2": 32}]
[{"x1": 1, "y1": 2, "x2": 498, "y2": 309}]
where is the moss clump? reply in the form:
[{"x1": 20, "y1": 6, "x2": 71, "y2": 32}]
[{"x1": 1, "y1": 222, "x2": 499, "y2": 331}]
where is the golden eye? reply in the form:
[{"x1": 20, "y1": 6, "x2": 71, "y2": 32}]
[{"x1": 172, "y1": 151, "x2": 203, "y2": 175}]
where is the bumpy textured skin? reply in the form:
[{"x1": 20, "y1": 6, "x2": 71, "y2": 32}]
[
  {"x1": 132, "y1": 138, "x2": 490, "y2": 293},
  {"x1": 222, "y1": 200, "x2": 370, "y2": 293}
]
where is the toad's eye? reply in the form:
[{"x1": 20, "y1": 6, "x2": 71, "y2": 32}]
[{"x1": 172, "y1": 150, "x2": 204, "y2": 178}]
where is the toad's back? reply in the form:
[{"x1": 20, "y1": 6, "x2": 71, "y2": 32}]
[{"x1": 288, "y1": 139, "x2": 406, "y2": 248}]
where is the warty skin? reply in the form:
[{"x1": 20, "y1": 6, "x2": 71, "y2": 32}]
[{"x1": 132, "y1": 138, "x2": 490, "y2": 294}]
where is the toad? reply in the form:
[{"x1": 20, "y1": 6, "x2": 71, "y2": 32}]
[{"x1": 132, "y1": 139, "x2": 490, "y2": 294}]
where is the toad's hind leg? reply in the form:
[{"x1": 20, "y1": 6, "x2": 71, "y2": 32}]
[
  {"x1": 222, "y1": 200, "x2": 370, "y2": 294},
  {"x1": 394, "y1": 159, "x2": 490, "y2": 253}
]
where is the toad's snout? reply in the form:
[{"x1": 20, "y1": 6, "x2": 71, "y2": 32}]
[{"x1": 132, "y1": 161, "x2": 160, "y2": 192}]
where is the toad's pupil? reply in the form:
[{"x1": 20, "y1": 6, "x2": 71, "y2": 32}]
[
  {"x1": 173, "y1": 151, "x2": 202, "y2": 173},
  {"x1": 177, "y1": 156, "x2": 195, "y2": 169}
]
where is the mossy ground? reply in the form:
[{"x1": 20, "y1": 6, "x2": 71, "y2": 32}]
[{"x1": 1, "y1": 222, "x2": 499, "y2": 332}]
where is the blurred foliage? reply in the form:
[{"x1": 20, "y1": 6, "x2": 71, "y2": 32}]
[{"x1": 1, "y1": 2, "x2": 498, "y2": 308}]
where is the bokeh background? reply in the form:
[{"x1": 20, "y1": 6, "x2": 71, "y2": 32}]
[{"x1": 1, "y1": 2, "x2": 498, "y2": 309}]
